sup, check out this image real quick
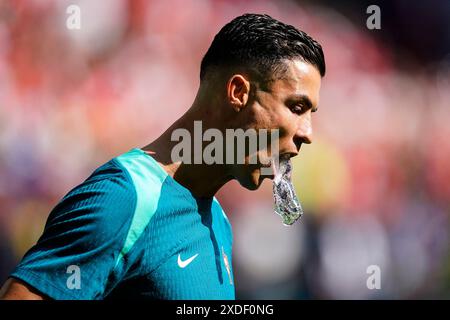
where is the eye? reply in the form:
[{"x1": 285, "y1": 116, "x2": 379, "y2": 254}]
[{"x1": 290, "y1": 104, "x2": 304, "y2": 115}]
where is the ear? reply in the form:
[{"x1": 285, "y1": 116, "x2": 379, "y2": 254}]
[{"x1": 226, "y1": 74, "x2": 250, "y2": 112}]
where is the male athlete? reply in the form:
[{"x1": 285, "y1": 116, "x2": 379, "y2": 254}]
[{"x1": 0, "y1": 13, "x2": 325, "y2": 299}]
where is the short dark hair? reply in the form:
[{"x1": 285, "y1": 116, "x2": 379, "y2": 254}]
[{"x1": 200, "y1": 13, "x2": 326, "y2": 86}]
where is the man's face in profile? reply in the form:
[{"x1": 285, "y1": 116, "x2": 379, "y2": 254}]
[{"x1": 233, "y1": 59, "x2": 322, "y2": 190}]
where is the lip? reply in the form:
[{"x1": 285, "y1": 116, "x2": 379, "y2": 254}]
[
  {"x1": 258, "y1": 158, "x2": 275, "y2": 180},
  {"x1": 259, "y1": 151, "x2": 297, "y2": 165},
  {"x1": 280, "y1": 152, "x2": 297, "y2": 160}
]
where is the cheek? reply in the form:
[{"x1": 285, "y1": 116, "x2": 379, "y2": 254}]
[
  {"x1": 251, "y1": 97, "x2": 283, "y2": 130},
  {"x1": 276, "y1": 110, "x2": 297, "y2": 138},
  {"x1": 251, "y1": 99, "x2": 295, "y2": 142},
  {"x1": 262, "y1": 108, "x2": 290, "y2": 134}
]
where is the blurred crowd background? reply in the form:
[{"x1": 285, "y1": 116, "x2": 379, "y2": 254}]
[{"x1": 1, "y1": 0, "x2": 450, "y2": 299}]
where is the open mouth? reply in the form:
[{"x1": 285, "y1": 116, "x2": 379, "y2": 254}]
[{"x1": 259, "y1": 153, "x2": 292, "y2": 179}]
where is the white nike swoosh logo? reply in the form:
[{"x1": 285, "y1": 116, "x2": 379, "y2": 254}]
[{"x1": 177, "y1": 253, "x2": 199, "y2": 268}]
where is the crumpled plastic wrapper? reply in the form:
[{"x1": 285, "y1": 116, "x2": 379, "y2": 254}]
[{"x1": 272, "y1": 156, "x2": 303, "y2": 225}]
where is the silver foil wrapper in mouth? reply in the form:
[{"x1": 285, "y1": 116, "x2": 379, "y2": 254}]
[{"x1": 272, "y1": 157, "x2": 303, "y2": 225}]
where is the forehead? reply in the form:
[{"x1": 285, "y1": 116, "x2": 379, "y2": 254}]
[{"x1": 268, "y1": 59, "x2": 322, "y2": 106}]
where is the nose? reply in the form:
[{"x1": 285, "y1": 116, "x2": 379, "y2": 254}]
[{"x1": 293, "y1": 113, "x2": 313, "y2": 151}]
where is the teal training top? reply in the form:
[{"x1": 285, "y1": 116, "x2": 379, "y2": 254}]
[{"x1": 10, "y1": 148, "x2": 235, "y2": 300}]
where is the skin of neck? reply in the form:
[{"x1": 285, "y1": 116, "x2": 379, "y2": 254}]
[{"x1": 142, "y1": 80, "x2": 240, "y2": 198}]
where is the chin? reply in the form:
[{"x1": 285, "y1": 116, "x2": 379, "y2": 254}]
[{"x1": 238, "y1": 170, "x2": 263, "y2": 191}]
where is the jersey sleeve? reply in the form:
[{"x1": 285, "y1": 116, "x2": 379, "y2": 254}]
[{"x1": 10, "y1": 159, "x2": 137, "y2": 300}]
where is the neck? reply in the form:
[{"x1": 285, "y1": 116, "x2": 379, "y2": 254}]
[{"x1": 142, "y1": 101, "x2": 233, "y2": 198}]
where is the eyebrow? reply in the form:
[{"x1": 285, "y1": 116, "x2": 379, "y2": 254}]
[{"x1": 287, "y1": 94, "x2": 318, "y2": 112}]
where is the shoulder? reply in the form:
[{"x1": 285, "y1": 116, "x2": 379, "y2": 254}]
[
  {"x1": 51, "y1": 148, "x2": 168, "y2": 232},
  {"x1": 9, "y1": 149, "x2": 171, "y2": 299},
  {"x1": 45, "y1": 157, "x2": 138, "y2": 246}
]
